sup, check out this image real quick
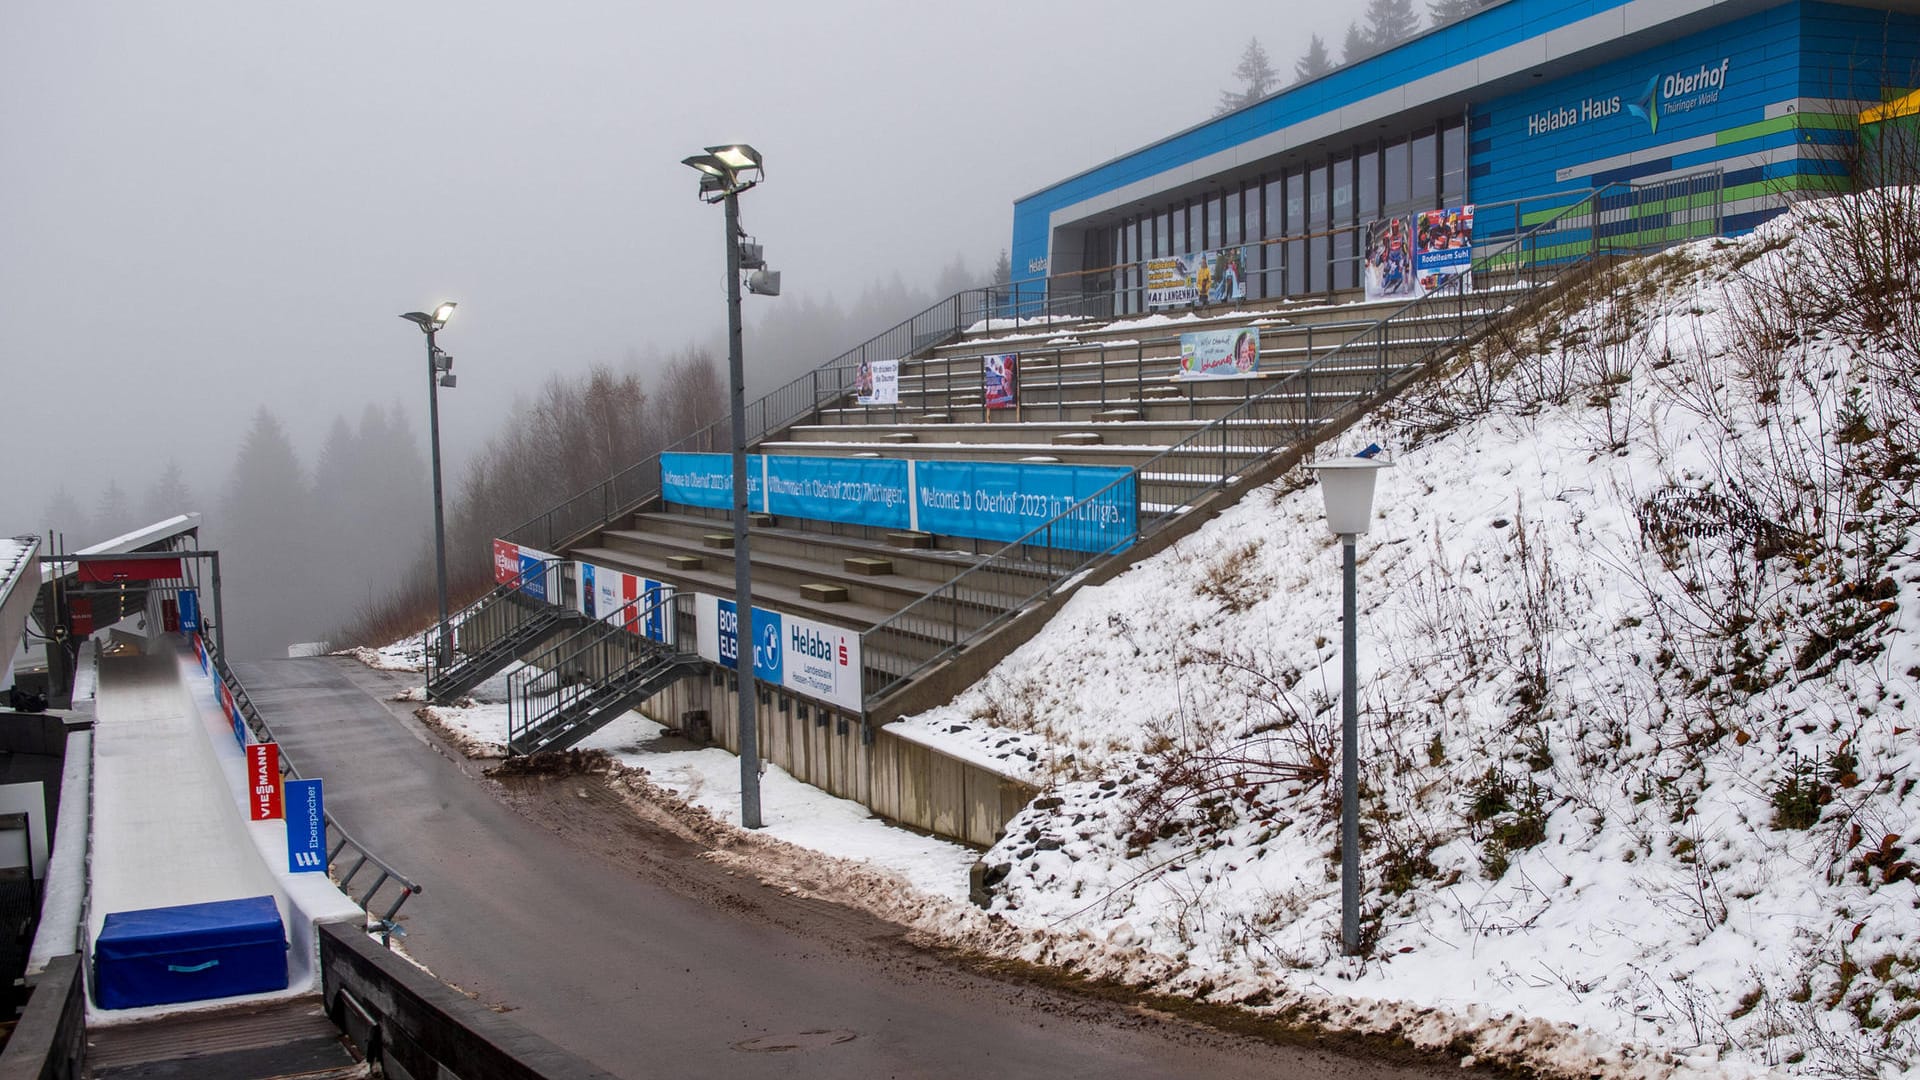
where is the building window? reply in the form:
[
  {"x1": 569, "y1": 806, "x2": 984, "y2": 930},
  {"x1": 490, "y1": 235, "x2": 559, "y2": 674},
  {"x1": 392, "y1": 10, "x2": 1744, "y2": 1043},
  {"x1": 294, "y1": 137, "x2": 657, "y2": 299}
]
[
  {"x1": 1441, "y1": 120, "x2": 1466, "y2": 203},
  {"x1": 1384, "y1": 138, "x2": 1409, "y2": 209},
  {"x1": 1285, "y1": 167, "x2": 1306, "y2": 295},
  {"x1": 1358, "y1": 148, "x2": 1379, "y2": 220},
  {"x1": 1244, "y1": 180, "x2": 1264, "y2": 299},
  {"x1": 1224, "y1": 188, "x2": 1241, "y2": 246},
  {"x1": 1412, "y1": 128, "x2": 1437, "y2": 208}
]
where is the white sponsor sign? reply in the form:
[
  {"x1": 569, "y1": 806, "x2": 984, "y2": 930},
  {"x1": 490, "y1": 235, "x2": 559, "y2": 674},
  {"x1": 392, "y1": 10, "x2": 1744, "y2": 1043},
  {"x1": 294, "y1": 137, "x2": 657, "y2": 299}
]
[{"x1": 693, "y1": 593, "x2": 863, "y2": 712}]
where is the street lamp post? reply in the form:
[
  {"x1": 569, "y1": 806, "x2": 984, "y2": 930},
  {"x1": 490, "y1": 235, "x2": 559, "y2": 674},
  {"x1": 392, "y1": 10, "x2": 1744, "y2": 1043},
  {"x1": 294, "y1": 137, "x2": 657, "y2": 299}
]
[
  {"x1": 1305, "y1": 451, "x2": 1392, "y2": 956},
  {"x1": 683, "y1": 144, "x2": 770, "y2": 830},
  {"x1": 401, "y1": 301, "x2": 458, "y2": 672}
]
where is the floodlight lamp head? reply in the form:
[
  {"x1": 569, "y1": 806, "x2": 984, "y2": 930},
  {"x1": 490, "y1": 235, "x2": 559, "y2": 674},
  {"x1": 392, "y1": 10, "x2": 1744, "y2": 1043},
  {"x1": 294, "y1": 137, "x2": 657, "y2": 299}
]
[
  {"x1": 439, "y1": 372, "x2": 457, "y2": 389},
  {"x1": 746, "y1": 268, "x2": 781, "y2": 296},
  {"x1": 706, "y1": 144, "x2": 762, "y2": 172},
  {"x1": 738, "y1": 240, "x2": 766, "y2": 270},
  {"x1": 430, "y1": 301, "x2": 457, "y2": 328},
  {"x1": 400, "y1": 311, "x2": 434, "y2": 330}
]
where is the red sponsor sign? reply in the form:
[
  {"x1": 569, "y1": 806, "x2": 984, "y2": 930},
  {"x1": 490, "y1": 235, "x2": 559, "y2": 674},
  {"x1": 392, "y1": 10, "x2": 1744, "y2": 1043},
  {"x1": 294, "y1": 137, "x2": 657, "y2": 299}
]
[
  {"x1": 69, "y1": 597, "x2": 94, "y2": 637},
  {"x1": 220, "y1": 683, "x2": 235, "y2": 715},
  {"x1": 248, "y1": 743, "x2": 283, "y2": 820},
  {"x1": 622, "y1": 573, "x2": 640, "y2": 634},
  {"x1": 492, "y1": 539, "x2": 520, "y2": 585},
  {"x1": 76, "y1": 557, "x2": 183, "y2": 583}
]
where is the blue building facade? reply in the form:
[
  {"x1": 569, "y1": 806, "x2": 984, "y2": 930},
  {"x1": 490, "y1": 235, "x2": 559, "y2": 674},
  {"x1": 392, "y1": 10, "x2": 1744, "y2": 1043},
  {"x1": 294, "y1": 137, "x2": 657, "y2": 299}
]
[{"x1": 1012, "y1": 0, "x2": 1920, "y2": 309}]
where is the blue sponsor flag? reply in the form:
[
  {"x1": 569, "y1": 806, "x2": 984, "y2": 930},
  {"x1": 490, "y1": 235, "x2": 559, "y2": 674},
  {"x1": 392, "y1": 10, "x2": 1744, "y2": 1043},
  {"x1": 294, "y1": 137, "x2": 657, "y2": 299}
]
[
  {"x1": 177, "y1": 588, "x2": 199, "y2": 632},
  {"x1": 285, "y1": 779, "x2": 327, "y2": 873}
]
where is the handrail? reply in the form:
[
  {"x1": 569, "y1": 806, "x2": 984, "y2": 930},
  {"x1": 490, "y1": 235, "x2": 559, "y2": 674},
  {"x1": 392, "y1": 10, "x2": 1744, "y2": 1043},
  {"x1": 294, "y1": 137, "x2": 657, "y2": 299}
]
[
  {"x1": 858, "y1": 181, "x2": 1637, "y2": 703},
  {"x1": 504, "y1": 589, "x2": 695, "y2": 750},
  {"x1": 423, "y1": 557, "x2": 561, "y2": 691},
  {"x1": 201, "y1": 635, "x2": 423, "y2": 941}
]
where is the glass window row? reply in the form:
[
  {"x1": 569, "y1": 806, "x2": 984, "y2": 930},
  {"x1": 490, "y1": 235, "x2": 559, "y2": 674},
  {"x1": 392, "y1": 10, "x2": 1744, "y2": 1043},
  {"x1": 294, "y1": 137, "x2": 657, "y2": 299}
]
[{"x1": 1102, "y1": 119, "x2": 1466, "y2": 311}]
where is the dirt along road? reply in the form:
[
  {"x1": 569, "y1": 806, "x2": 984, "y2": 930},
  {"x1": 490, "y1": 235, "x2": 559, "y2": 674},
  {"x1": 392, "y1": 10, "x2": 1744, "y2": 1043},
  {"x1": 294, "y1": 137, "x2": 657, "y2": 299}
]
[{"x1": 234, "y1": 656, "x2": 1469, "y2": 1080}]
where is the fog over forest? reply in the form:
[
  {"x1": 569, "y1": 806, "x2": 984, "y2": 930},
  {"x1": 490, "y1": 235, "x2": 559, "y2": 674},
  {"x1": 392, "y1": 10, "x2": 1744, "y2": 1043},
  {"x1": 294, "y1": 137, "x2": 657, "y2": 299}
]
[{"x1": 2, "y1": 1, "x2": 1370, "y2": 658}]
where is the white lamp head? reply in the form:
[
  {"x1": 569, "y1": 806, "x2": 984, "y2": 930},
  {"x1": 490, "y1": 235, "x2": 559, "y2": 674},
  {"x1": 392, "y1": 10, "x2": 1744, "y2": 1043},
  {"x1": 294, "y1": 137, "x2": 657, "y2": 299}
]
[{"x1": 1306, "y1": 457, "x2": 1393, "y2": 536}]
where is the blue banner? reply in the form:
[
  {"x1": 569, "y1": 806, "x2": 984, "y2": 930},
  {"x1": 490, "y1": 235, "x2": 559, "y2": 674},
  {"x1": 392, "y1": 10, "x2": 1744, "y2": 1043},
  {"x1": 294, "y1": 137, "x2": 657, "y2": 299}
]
[
  {"x1": 285, "y1": 779, "x2": 327, "y2": 873},
  {"x1": 915, "y1": 461, "x2": 1136, "y2": 553},
  {"x1": 662, "y1": 452, "x2": 763, "y2": 512},
  {"x1": 764, "y1": 455, "x2": 910, "y2": 529},
  {"x1": 177, "y1": 588, "x2": 199, "y2": 633}
]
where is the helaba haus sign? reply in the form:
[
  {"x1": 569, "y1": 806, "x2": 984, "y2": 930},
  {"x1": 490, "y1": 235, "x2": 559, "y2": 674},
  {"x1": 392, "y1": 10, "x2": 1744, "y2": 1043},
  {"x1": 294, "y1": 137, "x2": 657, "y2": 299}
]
[{"x1": 1525, "y1": 56, "x2": 1731, "y2": 138}]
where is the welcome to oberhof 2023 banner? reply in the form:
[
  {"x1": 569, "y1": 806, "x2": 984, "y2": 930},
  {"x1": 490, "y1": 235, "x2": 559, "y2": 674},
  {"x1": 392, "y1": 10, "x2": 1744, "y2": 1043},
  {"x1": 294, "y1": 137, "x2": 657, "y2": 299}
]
[
  {"x1": 661, "y1": 452, "x2": 1135, "y2": 553},
  {"x1": 1145, "y1": 246, "x2": 1248, "y2": 309}
]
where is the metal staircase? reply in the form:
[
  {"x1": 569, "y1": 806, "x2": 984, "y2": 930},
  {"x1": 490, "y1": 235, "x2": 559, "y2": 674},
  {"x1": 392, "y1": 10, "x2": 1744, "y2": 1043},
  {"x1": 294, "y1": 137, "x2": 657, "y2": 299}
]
[
  {"x1": 425, "y1": 559, "x2": 582, "y2": 704},
  {"x1": 505, "y1": 590, "x2": 701, "y2": 756}
]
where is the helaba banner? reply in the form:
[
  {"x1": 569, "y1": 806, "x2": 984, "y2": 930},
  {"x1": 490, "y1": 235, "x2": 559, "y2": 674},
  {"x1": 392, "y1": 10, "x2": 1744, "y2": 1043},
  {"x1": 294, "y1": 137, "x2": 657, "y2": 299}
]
[
  {"x1": 247, "y1": 743, "x2": 282, "y2": 821},
  {"x1": 1179, "y1": 327, "x2": 1260, "y2": 379},
  {"x1": 1363, "y1": 215, "x2": 1418, "y2": 301},
  {"x1": 855, "y1": 359, "x2": 900, "y2": 406},
  {"x1": 983, "y1": 354, "x2": 1017, "y2": 410},
  {"x1": 915, "y1": 460, "x2": 1136, "y2": 553},
  {"x1": 695, "y1": 594, "x2": 863, "y2": 712},
  {"x1": 1415, "y1": 205, "x2": 1474, "y2": 293},
  {"x1": 1145, "y1": 247, "x2": 1248, "y2": 309},
  {"x1": 765, "y1": 455, "x2": 910, "y2": 530},
  {"x1": 661, "y1": 452, "x2": 763, "y2": 512}
]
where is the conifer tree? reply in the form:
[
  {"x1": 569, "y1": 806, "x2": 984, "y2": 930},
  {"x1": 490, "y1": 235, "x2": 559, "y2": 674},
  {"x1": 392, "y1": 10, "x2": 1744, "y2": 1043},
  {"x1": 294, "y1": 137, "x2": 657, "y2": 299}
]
[
  {"x1": 1364, "y1": 0, "x2": 1421, "y2": 48},
  {"x1": 1216, "y1": 37, "x2": 1280, "y2": 115},
  {"x1": 1294, "y1": 34, "x2": 1334, "y2": 83}
]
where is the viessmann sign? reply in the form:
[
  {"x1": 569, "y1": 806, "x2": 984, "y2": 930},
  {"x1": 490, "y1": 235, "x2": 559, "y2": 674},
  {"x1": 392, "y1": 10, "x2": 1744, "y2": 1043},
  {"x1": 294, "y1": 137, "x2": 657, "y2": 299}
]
[{"x1": 1525, "y1": 57, "x2": 1731, "y2": 138}]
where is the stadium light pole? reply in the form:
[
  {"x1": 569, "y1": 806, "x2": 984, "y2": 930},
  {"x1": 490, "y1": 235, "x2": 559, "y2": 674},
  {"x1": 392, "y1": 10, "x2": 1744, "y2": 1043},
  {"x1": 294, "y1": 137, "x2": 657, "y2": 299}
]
[
  {"x1": 683, "y1": 144, "x2": 767, "y2": 830},
  {"x1": 1305, "y1": 450, "x2": 1391, "y2": 956},
  {"x1": 400, "y1": 301, "x2": 458, "y2": 673}
]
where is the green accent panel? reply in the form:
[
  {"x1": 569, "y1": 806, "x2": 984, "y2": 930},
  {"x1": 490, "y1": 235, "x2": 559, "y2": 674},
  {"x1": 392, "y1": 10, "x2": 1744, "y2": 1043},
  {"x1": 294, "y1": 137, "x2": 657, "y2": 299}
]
[{"x1": 1715, "y1": 112, "x2": 1853, "y2": 146}]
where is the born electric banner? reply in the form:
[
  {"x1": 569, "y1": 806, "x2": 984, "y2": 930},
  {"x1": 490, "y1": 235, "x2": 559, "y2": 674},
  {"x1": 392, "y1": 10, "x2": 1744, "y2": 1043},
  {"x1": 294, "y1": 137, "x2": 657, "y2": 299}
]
[
  {"x1": 693, "y1": 594, "x2": 863, "y2": 712},
  {"x1": 915, "y1": 460, "x2": 1135, "y2": 553},
  {"x1": 662, "y1": 452, "x2": 1136, "y2": 552}
]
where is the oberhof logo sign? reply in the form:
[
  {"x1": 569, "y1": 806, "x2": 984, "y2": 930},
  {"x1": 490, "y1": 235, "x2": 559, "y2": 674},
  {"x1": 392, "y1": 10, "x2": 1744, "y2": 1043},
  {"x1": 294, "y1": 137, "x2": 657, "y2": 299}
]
[{"x1": 1527, "y1": 57, "x2": 1730, "y2": 138}]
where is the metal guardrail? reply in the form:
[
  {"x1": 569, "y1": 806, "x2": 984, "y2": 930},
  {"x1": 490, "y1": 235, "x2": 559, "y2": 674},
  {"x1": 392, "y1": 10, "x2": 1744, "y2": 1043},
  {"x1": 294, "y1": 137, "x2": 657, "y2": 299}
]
[
  {"x1": 203, "y1": 638, "x2": 422, "y2": 941},
  {"x1": 504, "y1": 590, "x2": 697, "y2": 752},
  {"x1": 855, "y1": 180, "x2": 1657, "y2": 704}
]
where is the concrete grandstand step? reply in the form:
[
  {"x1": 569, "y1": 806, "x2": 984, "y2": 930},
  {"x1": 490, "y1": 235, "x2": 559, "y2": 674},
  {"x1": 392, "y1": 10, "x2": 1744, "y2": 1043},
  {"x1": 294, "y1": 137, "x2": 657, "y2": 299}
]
[
  {"x1": 844, "y1": 556, "x2": 893, "y2": 575},
  {"x1": 801, "y1": 582, "x2": 850, "y2": 603},
  {"x1": 701, "y1": 532, "x2": 734, "y2": 549}
]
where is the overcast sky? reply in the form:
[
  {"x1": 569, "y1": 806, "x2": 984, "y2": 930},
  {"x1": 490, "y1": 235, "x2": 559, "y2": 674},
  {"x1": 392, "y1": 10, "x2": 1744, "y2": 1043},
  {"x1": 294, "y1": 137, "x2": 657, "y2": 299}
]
[{"x1": 1, "y1": 1, "x2": 1355, "y2": 531}]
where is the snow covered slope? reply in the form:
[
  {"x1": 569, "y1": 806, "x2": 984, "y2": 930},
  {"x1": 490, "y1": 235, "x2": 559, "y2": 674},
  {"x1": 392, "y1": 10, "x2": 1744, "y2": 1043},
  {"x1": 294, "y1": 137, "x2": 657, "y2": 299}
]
[{"x1": 894, "y1": 191, "x2": 1920, "y2": 1078}]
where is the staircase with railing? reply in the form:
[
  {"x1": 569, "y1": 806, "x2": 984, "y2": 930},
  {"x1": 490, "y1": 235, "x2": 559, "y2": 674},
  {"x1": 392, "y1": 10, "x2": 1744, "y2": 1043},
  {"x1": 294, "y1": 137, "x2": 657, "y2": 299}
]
[
  {"x1": 504, "y1": 590, "x2": 701, "y2": 756},
  {"x1": 424, "y1": 559, "x2": 581, "y2": 704}
]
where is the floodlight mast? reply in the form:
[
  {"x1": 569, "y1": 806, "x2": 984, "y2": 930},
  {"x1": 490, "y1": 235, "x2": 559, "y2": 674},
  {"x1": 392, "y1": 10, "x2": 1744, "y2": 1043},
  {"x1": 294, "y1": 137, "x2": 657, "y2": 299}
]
[
  {"x1": 682, "y1": 143, "x2": 770, "y2": 829},
  {"x1": 400, "y1": 301, "x2": 458, "y2": 675}
]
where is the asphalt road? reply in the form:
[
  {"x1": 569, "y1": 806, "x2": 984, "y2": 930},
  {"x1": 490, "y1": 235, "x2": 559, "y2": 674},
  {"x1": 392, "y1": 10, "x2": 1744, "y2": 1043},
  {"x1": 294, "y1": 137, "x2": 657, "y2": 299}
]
[{"x1": 235, "y1": 656, "x2": 1463, "y2": 1080}]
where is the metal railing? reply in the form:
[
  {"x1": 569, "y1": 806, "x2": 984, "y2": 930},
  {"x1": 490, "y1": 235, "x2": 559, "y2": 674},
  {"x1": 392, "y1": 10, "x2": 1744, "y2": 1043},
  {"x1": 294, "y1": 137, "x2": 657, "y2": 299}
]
[
  {"x1": 856, "y1": 182, "x2": 1640, "y2": 704},
  {"x1": 504, "y1": 590, "x2": 697, "y2": 752},
  {"x1": 423, "y1": 557, "x2": 564, "y2": 698},
  {"x1": 200, "y1": 636, "x2": 422, "y2": 940}
]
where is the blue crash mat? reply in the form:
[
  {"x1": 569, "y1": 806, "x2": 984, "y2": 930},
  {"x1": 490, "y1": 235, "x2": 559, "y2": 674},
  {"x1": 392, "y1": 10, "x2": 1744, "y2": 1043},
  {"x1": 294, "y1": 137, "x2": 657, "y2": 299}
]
[{"x1": 94, "y1": 895, "x2": 289, "y2": 1010}]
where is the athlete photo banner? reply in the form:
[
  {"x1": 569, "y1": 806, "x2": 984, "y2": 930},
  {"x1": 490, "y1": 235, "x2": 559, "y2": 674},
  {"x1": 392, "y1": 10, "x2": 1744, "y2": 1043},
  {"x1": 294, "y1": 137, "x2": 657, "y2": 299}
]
[
  {"x1": 855, "y1": 359, "x2": 900, "y2": 405},
  {"x1": 983, "y1": 354, "x2": 1018, "y2": 410}
]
